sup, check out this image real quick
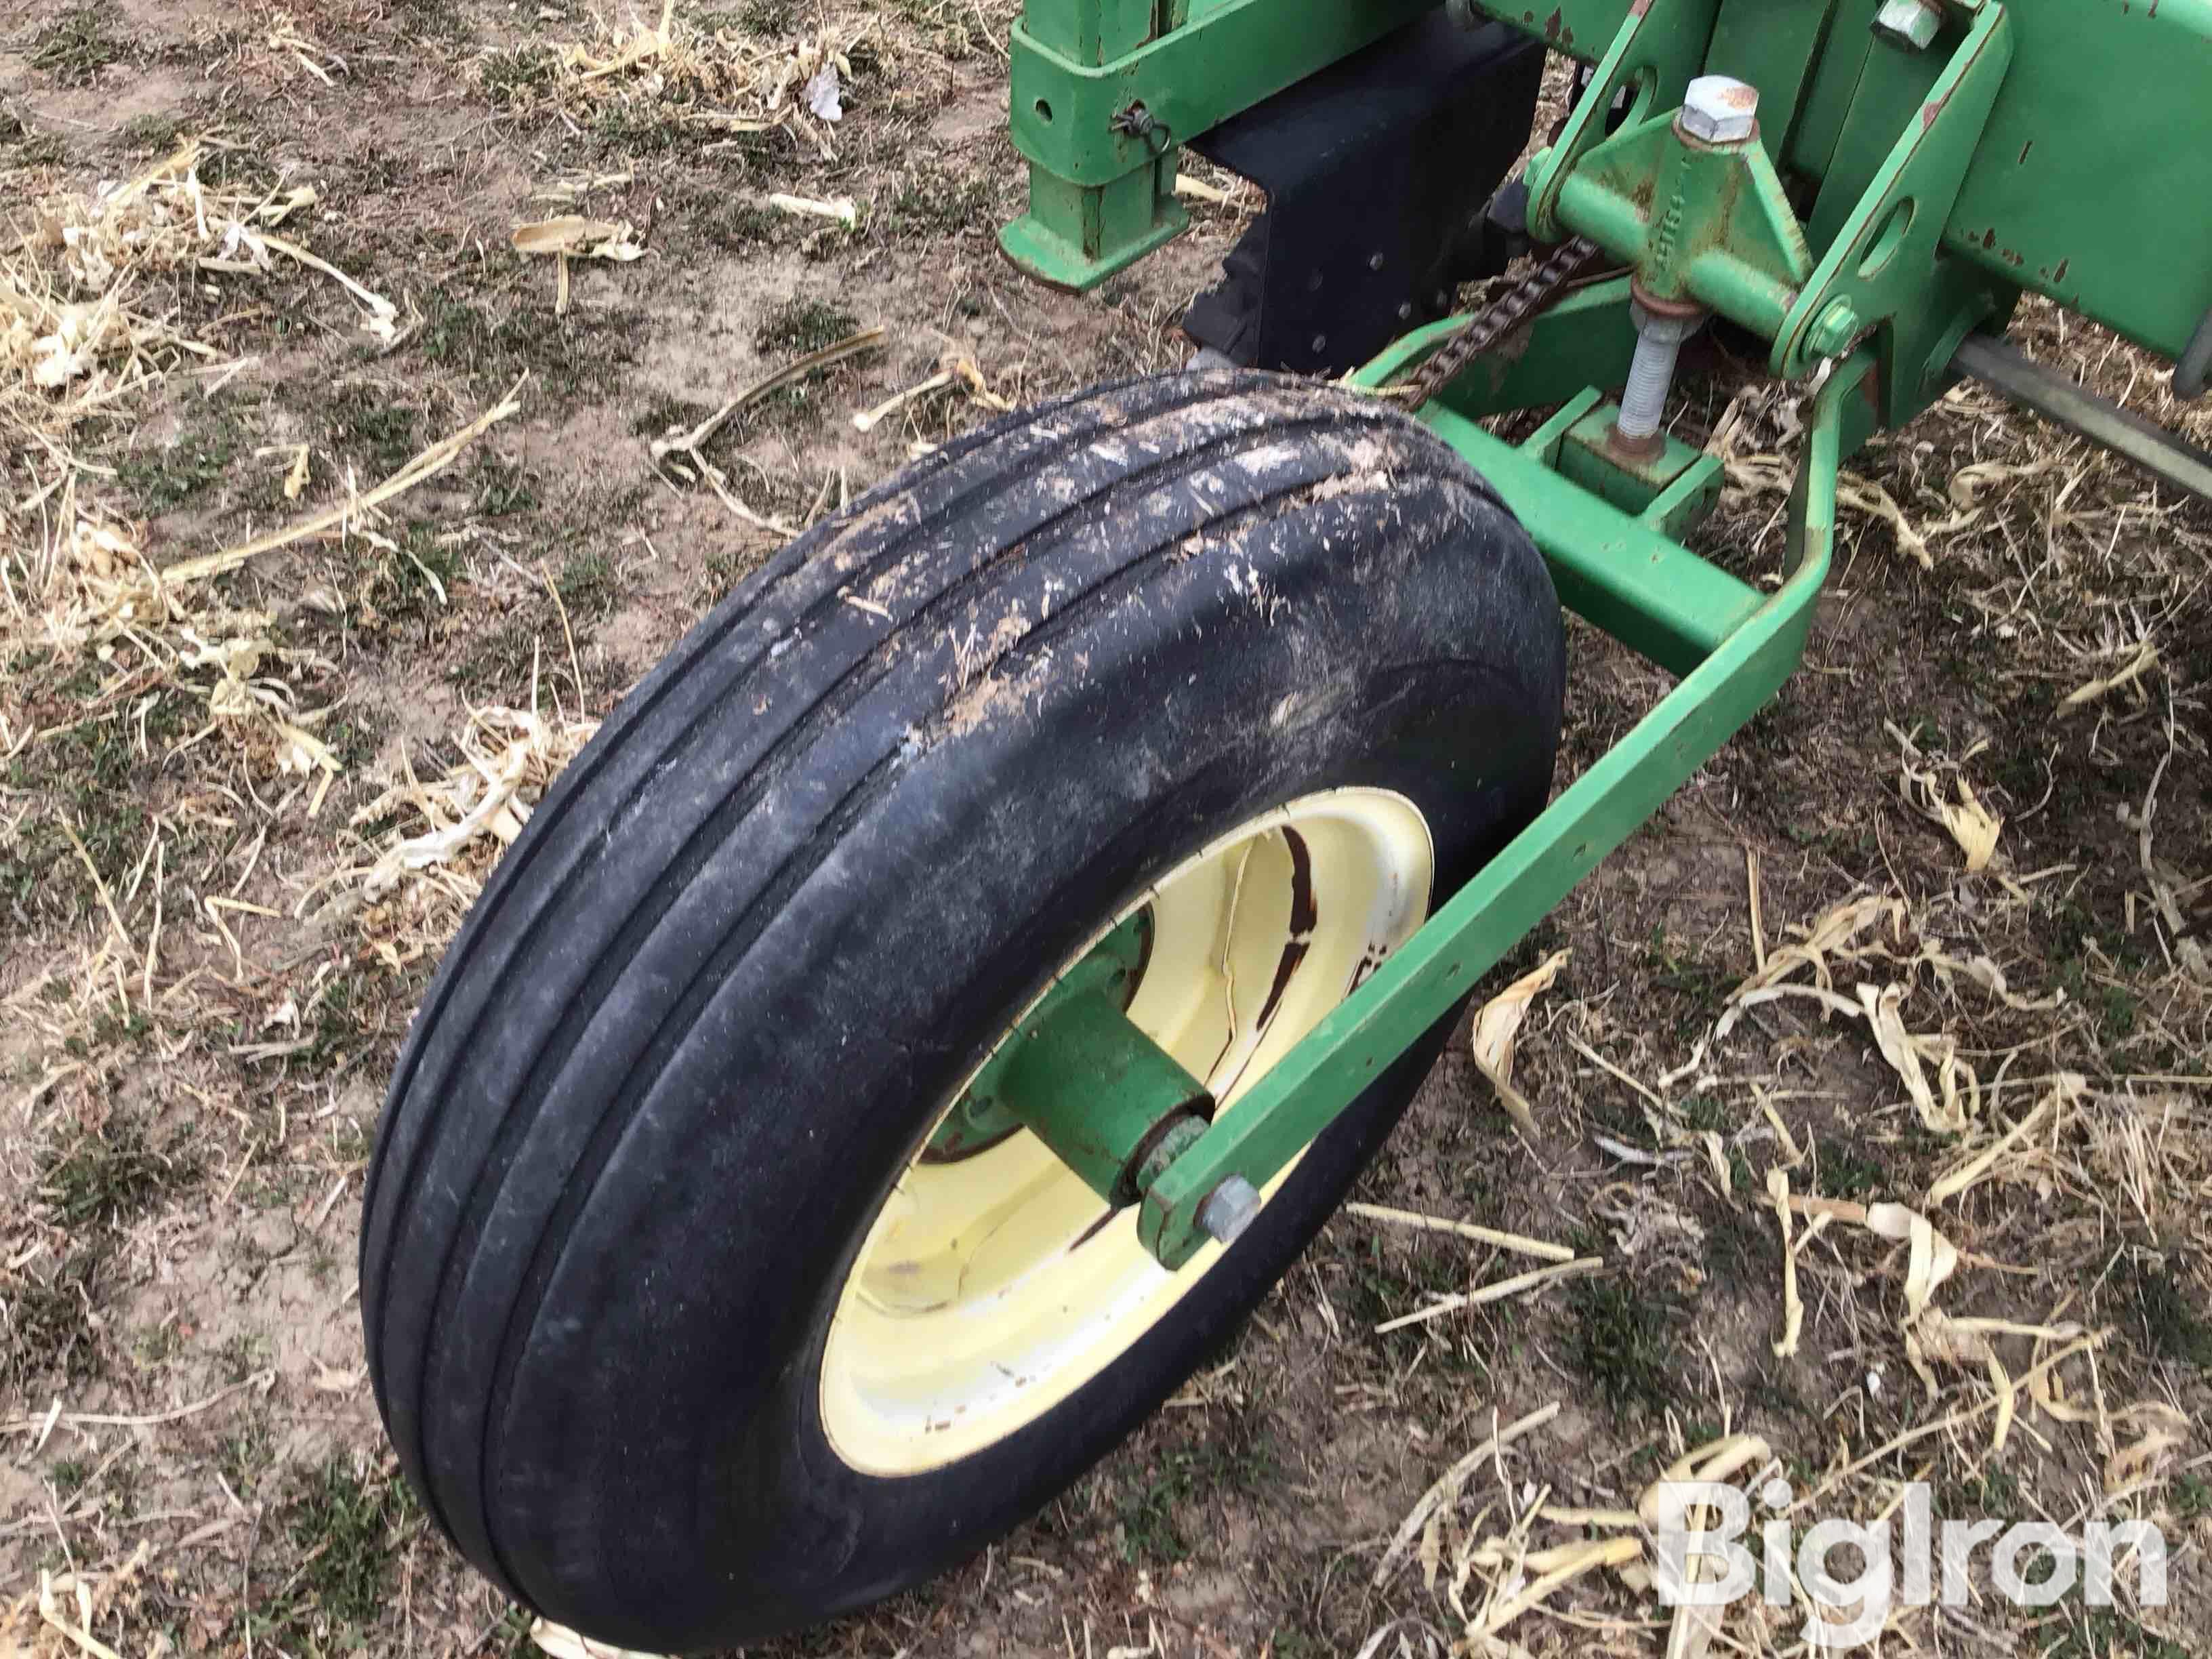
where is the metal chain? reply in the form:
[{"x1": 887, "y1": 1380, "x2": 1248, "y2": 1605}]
[{"x1": 1394, "y1": 234, "x2": 1603, "y2": 408}]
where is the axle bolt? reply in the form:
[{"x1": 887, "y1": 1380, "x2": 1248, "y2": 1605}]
[
  {"x1": 1197, "y1": 1176, "x2": 1263, "y2": 1245},
  {"x1": 1875, "y1": 0, "x2": 1944, "y2": 50},
  {"x1": 1808, "y1": 299, "x2": 1863, "y2": 357},
  {"x1": 1677, "y1": 75, "x2": 1759, "y2": 146}
]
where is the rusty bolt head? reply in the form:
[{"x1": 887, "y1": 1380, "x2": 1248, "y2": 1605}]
[
  {"x1": 1678, "y1": 75, "x2": 1759, "y2": 145},
  {"x1": 1198, "y1": 1176, "x2": 1263, "y2": 1246},
  {"x1": 1875, "y1": 0, "x2": 1944, "y2": 49}
]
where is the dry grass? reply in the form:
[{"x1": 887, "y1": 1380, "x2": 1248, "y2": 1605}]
[{"x1": 3, "y1": 5, "x2": 2207, "y2": 1658}]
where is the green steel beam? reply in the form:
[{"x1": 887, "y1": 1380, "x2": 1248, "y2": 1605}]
[
  {"x1": 1704, "y1": 0, "x2": 1842, "y2": 167},
  {"x1": 1361, "y1": 331, "x2": 1759, "y2": 674},
  {"x1": 1784, "y1": 0, "x2": 1884, "y2": 184},
  {"x1": 1462, "y1": 0, "x2": 2212, "y2": 362},
  {"x1": 1772, "y1": 1, "x2": 2015, "y2": 387},
  {"x1": 1137, "y1": 354, "x2": 1872, "y2": 1269},
  {"x1": 1555, "y1": 404, "x2": 1725, "y2": 537},
  {"x1": 1554, "y1": 108, "x2": 1814, "y2": 335},
  {"x1": 1007, "y1": 0, "x2": 1434, "y2": 188}
]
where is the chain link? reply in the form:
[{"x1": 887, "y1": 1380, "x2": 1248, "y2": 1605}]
[{"x1": 1393, "y1": 235, "x2": 1603, "y2": 408}]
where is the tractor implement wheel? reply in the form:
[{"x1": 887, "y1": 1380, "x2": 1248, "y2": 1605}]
[{"x1": 360, "y1": 369, "x2": 1565, "y2": 1651}]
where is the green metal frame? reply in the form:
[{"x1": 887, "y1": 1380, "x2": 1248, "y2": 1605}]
[
  {"x1": 987, "y1": 0, "x2": 2212, "y2": 1268},
  {"x1": 1003, "y1": 0, "x2": 2212, "y2": 352}
]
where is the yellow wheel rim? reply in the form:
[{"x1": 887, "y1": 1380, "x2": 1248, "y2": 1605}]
[{"x1": 819, "y1": 787, "x2": 1433, "y2": 1475}]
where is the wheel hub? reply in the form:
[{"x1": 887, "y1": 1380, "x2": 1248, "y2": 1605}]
[{"x1": 819, "y1": 787, "x2": 1434, "y2": 1475}]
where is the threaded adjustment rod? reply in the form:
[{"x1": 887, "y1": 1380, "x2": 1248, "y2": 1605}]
[{"x1": 1614, "y1": 302, "x2": 1706, "y2": 453}]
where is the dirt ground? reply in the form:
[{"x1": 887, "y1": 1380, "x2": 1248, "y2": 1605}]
[{"x1": 3, "y1": 3, "x2": 2209, "y2": 1656}]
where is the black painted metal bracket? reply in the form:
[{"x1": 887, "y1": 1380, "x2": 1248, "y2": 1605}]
[{"x1": 1180, "y1": 15, "x2": 1544, "y2": 378}]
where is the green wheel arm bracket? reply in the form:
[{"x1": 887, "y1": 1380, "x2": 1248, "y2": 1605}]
[{"x1": 1136, "y1": 354, "x2": 1872, "y2": 1269}]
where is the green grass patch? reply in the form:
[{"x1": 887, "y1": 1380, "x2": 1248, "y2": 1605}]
[
  {"x1": 2039, "y1": 1605, "x2": 2189, "y2": 1659},
  {"x1": 119, "y1": 111, "x2": 189, "y2": 153},
  {"x1": 472, "y1": 456, "x2": 540, "y2": 518},
  {"x1": 115, "y1": 412, "x2": 246, "y2": 514},
  {"x1": 31, "y1": 7, "x2": 128, "y2": 83},
  {"x1": 288, "y1": 968, "x2": 395, "y2": 1077},
  {"x1": 890, "y1": 0, "x2": 1000, "y2": 58},
  {"x1": 1565, "y1": 1273, "x2": 1682, "y2": 1414},
  {"x1": 6, "y1": 1247, "x2": 108, "y2": 1387},
  {"x1": 263, "y1": 1457, "x2": 417, "y2": 1650},
  {"x1": 754, "y1": 297, "x2": 863, "y2": 356},
  {"x1": 323, "y1": 387, "x2": 424, "y2": 476},
  {"x1": 887, "y1": 166, "x2": 999, "y2": 235},
  {"x1": 361, "y1": 524, "x2": 463, "y2": 628},
  {"x1": 590, "y1": 102, "x2": 693, "y2": 155},
  {"x1": 735, "y1": 0, "x2": 799, "y2": 33},
  {"x1": 41, "y1": 1115, "x2": 201, "y2": 1229},
  {"x1": 2121, "y1": 1256, "x2": 2212, "y2": 1368},
  {"x1": 1643, "y1": 925, "x2": 1735, "y2": 1034},
  {"x1": 557, "y1": 551, "x2": 621, "y2": 622},
  {"x1": 448, "y1": 614, "x2": 552, "y2": 697},
  {"x1": 2, "y1": 706, "x2": 172, "y2": 926},
  {"x1": 1117, "y1": 1431, "x2": 1277, "y2": 1565},
  {"x1": 1337, "y1": 1233, "x2": 1492, "y2": 1376},
  {"x1": 1813, "y1": 1136, "x2": 1884, "y2": 1201},
  {"x1": 632, "y1": 393, "x2": 719, "y2": 440},
  {"x1": 478, "y1": 44, "x2": 560, "y2": 106},
  {"x1": 415, "y1": 293, "x2": 642, "y2": 403}
]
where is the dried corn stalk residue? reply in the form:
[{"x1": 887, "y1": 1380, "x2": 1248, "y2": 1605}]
[{"x1": 1469, "y1": 947, "x2": 1568, "y2": 1137}]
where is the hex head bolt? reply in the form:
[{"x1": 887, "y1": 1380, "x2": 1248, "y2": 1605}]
[
  {"x1": 1875, "y1": 0, "x2": 1945, "y2": 50},
  {"x1": 1677, "y1": 75, "x2": 1760, "y2": 146},
  {"x1": 1197, "y1": 1175, "x2": 1263, "y2": 1245}
]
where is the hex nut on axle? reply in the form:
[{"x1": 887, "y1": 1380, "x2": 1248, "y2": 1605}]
[
  {"x1": 1875, "y1": 0, "x2": 1944, "y2": 49},
  {"x1": 1808, "y1": 299, "x2": 1863, "y2": 357},
  {"x1": 1678, "y1": 75, "x2": 1759, "y2": 145},
  {"x1": 1197, "y1": 1176, "x2": 1263, "y2": 1245}
]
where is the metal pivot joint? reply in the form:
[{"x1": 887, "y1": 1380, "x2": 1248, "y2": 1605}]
[
  {"x1": 940, "y1": 911, "x2": 1217, "y2": 1211},
  {"x1": 939, "y1": 912, "x2": 1262, "y2": 1245}
]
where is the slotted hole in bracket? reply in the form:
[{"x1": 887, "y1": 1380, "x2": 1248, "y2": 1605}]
[
  {"x1": 1624, "y1": 66, "x2": 1658, "y2": 125},
  {"x1": 1858, "y1": 197, "x2": 1916, "y2": 280}
]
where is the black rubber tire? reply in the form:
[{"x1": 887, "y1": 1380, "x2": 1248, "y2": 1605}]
[{"x1": 361, "y1": 370, "x2": 1564, "y2": 1652}]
